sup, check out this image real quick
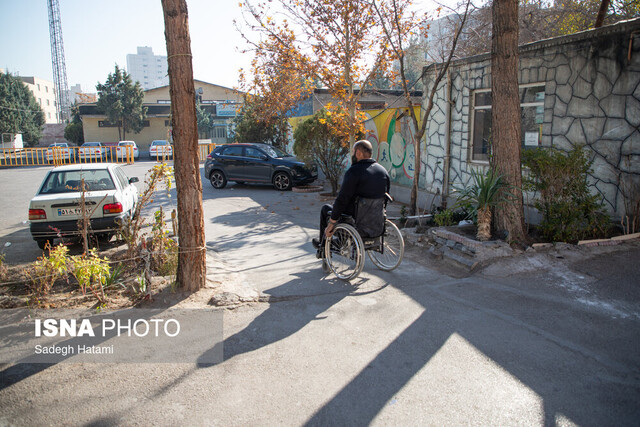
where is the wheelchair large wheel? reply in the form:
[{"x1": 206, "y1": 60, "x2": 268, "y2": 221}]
[
  {"x1": 367, "y1": 220, "x2": 404, "y2": 272},
  {"x1": 324, "y1": 223, "x2": 365, "y2": 281}
]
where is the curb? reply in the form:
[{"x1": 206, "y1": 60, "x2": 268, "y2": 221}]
[
  {"x1": 402, "y1": 226, "x2": 514, "y2": 271},
  {"x1": 578, "y1": 232, "x2": 640, "y2": 246},
  {"x1": 292, "y1": 185, "x2": 323, "y2": 193}
]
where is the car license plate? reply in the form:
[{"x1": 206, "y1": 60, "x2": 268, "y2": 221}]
[{"x1": 58, "y1": 208, "x2": 92, "y2": 216}]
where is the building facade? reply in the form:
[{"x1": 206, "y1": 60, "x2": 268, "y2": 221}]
[
  {"x1": 418, "y1": 18, "x2": 640, "y2": 220},
  {"x1": 79, "y1": 80, "x2": 243, "y2": 151},
  {"x1": 20, "y1": 76, "x2": 58, "y2": 124},
  {"x1": 126, "y1": 46, "x2": 169, "y2": 90}
]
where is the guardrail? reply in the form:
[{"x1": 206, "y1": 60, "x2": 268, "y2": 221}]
[
  {"x1": 1, "y1": 143, "x2": 220, "y2": 167},
  {"x1": 0, "y1": 147, "x2": 136, "y2": 167}
]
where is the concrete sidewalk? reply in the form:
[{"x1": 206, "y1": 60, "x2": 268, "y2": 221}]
[{"x1": 1, "y1": 178, "x2": 639, "y2": 425}]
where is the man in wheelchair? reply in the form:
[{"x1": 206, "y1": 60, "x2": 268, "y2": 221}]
[{"x1": 312, "y1": 139, "x2": 390, "y2": 257}]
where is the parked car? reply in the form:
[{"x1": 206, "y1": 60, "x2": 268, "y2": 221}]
[
  {"x1": 116, "y1": 140, "x2": 140, "y2": 160},
  {"x1": 28, "y1": 163, "x2": 139, "y2": 249},
  {"x1": 149, "y1": 140, "x2": 173, "y2": 159},
  {"x1": 204, "y1": 143, "x2": 318, "y2": 191},
  {"x1": 46, "y1": 142, "x2": 73, "y2": 163},
  {"x1": 78, "y1": 142, "x2": 106, "y2": 160}
]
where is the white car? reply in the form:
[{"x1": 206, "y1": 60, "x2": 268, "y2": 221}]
[
  {"x1": 46, "y1": 142, "x2": 73, "y2": 163},
  {"x1": 78, "y1": 142, "x2": 106, "y2": 160},
  {"x1": 116, "y1": 141, "x2": 139, "y2": 160},
  {"x1": 29, "y1": 163, "x2": 139, "y2": 249},
  {"x1": 149, "y1": 140, "x2": 173, "y2": 159}
]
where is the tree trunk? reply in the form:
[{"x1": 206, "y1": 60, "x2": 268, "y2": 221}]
[
  {"x1": 409, "y1": 138, "x2": 421, "y2": 216},
  {"x1": 477, "y1": 205, "x2": 492, "y2": 241},
  {"x1": 595, "y1": 0, "x2": 611, "y2": 28},
  {"x1": 162, "y1": 0, "x2": 206, "y2": 291},
  {"x1": 491, "y1": 0, "x2": 528, "y2": 244}
]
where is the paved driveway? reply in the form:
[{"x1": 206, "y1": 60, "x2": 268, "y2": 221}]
[{"x1": 0, "y1": 166, "x2": 639, "y2": 425}]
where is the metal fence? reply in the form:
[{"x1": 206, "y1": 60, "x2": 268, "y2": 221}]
[{"x1": 0, "y1": 143, "x2": 220, "y2": 167}]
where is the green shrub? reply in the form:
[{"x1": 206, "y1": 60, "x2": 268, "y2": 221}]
[
  {"x1": 71, "y1": 249, "x2": 111, "y2": 304},
  {"x1": 29, "y1": 244, "x2": 70, "y2": 303},
  {"x1": 523, "y1": 146, "x2": 610, "y2": 243},
  {"x1": 150, "y1": 208, "x2": 178, "y2": 276},
  {"x1": 434, "y1": 209, "x2": 455, "y2": 227}
]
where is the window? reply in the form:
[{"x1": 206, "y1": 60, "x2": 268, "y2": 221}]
[
  {"x1": 222, "y1": 146, "x2": 243, "y2": 157},
  {"x1": 245, "y1": 147, "x2": 264, "y2": 159},
  {"x1": 114, "y1": 167, "x2": 130, "y2": 189},
  {"x1": 470, "y1": 84, "x2": 545, "y2": 162},
  {"x1": 46, "y1": 99, "x2": 50, "y2": 106},
  {"x1": 37, "y1": 84, "x2": 41, "y2": 91},
  {"x1": 98, "y1": 120, "x2": 120, "y2": 127},
  {"x1": 215, "y1": 127, "x2": 227, "y2": 139},
  {"x1": 45, "y1": 86, "x2": 48, "y2": 93},
  {"x1": 38, "y1": 98, "x2": 42, "y2": 105}
]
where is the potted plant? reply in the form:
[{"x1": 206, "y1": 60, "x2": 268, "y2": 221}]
[{"x1": 454, "y1": 168, "x2": 507, "y2": 241}]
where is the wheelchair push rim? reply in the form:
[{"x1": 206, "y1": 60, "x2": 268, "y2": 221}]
[
  {"x1": 367, "y1": 219, "x2": 404, "y2": 271},
  {"x1": 324, "y1": 223, "x2": 365, "y2": 281}
]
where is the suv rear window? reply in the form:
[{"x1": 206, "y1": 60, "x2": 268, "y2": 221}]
[{"x1": 222, "y1": 146, "x2": 243, "y2": 157}]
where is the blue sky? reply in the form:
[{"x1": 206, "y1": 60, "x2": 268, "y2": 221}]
[
  {"x1": 0, "y1": 0, "x2": 253, "y2": 92},
  {"x1": 0, "y1": 0, "x2": 449, "y2": 94}
]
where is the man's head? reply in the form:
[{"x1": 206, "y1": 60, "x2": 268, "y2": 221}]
[{"x1": 352, "y1": 140, "x2": 373, "y2": 163}]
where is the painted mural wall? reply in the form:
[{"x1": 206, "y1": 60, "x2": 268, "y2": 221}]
[
  {"x1": 288, "y1": 107, "x2": 422, "y2": 187},
  {"x1": 362, "y1": 108, "x2": 422, "y2": 188}
]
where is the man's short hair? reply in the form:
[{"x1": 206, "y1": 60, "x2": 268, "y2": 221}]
[{"x1": 354, "y1": 140, "x2": 373, "y2": 157}]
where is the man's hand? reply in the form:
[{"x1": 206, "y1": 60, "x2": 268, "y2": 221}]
[{"x1": 324, "y1": 220, "x2": 337, "y2": 238}]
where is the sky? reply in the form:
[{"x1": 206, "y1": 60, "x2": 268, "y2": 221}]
[{"x1": 0, "y1": 0, "x2": 451, "y2": 94}]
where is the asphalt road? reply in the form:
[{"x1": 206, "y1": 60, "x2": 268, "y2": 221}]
[{"x1": 0, "y1": 163, "x2": 639, "y2": 425}]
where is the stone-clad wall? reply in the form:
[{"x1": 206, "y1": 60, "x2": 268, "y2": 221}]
[{"x1": 421, "y1": 18, "x2": 640, "y2": 219}]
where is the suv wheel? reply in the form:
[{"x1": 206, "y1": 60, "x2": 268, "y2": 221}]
[
  {"x1": 210, "y1": 170, "x2": 227, "y2": 189},
  {"x1": 273, "y1": 172, "x2": 292, "y2": 191}
]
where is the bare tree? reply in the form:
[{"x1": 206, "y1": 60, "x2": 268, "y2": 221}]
[
  {"x1": 373, "y1": 0, "x2": 471, "y2": 215},
  {"x1": 161, "y1": 0, "x2": 206, "y2": 291},
  {"x1": 491, "y1": 0, "x2": 528, "y2": 244}
]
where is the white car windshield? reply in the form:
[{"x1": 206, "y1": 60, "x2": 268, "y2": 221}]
[{"x1": 39, "y1": 170, "x2": 115, "y2": 194}]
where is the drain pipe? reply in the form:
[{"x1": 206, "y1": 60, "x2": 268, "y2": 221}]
[{"x1": 441, "y1": 71, "x2": 453, "y2": 208}]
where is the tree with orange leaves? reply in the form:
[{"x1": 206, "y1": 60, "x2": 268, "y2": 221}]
[
  {"x1": 238, "y1": 0, "x2": 398, "y2": 149},
  {"x1": 238, "y1": 29, "x2": 315, "y2": 148}
]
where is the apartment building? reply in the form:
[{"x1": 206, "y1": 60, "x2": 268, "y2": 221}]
[
  {"x1": 20, "y1": 76, "x2": 58, "y2": 124},
  {"x1": 126, "y1": 46, "x2": 169, "y2": 90}
]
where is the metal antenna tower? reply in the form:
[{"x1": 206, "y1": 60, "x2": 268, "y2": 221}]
[{"x1": 47, "y1": 0, "x2": 70, "y2": 123}]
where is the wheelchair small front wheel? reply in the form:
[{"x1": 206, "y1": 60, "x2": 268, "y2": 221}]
[
  {"x1": 324, "y1": 223, "x2": 365, "y2": 281},
  {"x1": 367, "y1": 219, "x2": 404, "y2": 271}
]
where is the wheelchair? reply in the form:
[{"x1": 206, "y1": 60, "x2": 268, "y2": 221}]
[{"x1": 322, "y1": 194, "x2": 405, "y2": 281}]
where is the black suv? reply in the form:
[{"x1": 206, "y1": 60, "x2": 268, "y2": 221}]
[{"x1": 205, "y1": 143, "x2": 318, "y2": 191}]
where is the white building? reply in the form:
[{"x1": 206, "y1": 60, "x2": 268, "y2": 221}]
[
  {"x1": 126, "y1": 46, "x2": 169, "y2": 90},
  {"x1": 19, "y1": 76, "x2": 58, "y2": 124}
]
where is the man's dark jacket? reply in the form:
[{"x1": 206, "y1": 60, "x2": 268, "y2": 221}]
[{"x1": 330, "y1": 158, "x2": 390, "y2": 221}]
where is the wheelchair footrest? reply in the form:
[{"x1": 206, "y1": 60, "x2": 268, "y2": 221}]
[{"x1": 363, "y1": 237, "x2": 382, "y2": 251}]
